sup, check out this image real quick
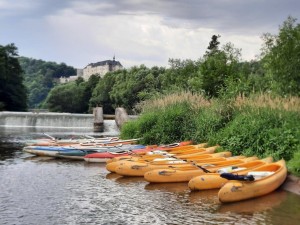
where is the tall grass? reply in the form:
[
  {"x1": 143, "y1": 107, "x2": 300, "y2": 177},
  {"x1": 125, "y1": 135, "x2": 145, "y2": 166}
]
[
  {"x1": 121, "y1": 92, "x2": 300, "y2": 175},
  {"x1": 234, "y1": 93, "x2": 300, "y2": 112},
  {"x1": 135, "y1": 91, "x2": 210, "y2": 113}
]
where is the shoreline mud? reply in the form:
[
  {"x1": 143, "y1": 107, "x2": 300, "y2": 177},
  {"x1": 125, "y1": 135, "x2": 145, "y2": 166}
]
[{"x1": 281, "y1": 174, "x2": 300, "y2": 195}]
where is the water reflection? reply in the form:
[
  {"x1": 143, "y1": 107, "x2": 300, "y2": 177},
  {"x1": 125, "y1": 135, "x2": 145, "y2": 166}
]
[
  {"x1": 145, "y1": 182, "x2": 189, "y2": 193},
  {"x1": 217, "y1": 190, "x2": 287, "y2": 214},
  {"x1": 0, "y1": 142, "x2": 22, "y2": 161},
  {"x1": 106, "y1": 172, "x2": 122, "y2": 180},
  {"x1": 1, "y1": 128, "x2": 300, "y2": 225},
  {"x1": 189, "y1": 189, "x2": 220, "y2": 205},
  {"x1": 114, "y1": 176, "x2": 147, "y2": 185}
]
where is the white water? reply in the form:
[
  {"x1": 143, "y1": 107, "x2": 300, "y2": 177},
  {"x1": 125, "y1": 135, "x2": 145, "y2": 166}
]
[
  {"x1": 0, "y1": 112, "x2": 120, "y2": 136},
  {"x1": 0, "y1": 111, "x2": 94, "y2": 128}
]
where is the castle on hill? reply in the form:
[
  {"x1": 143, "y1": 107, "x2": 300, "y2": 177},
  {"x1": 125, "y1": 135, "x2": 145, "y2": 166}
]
[{"x1": 59, "y1": 57, "x2": 123, "y2": 83}]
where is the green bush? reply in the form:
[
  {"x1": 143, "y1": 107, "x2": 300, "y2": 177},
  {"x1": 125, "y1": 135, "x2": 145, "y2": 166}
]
[
  {"x1": 288, "y1": 150, "x2": 300, "y2": 176},
  {"x1": 208, "y1": 107, "x2": 300, "y2": 160},
  {"x1": 121, "y1": 102, "x2": 195, "y2": 145},
  {"x1": 191, "y1": 100, "x2": 234, "y2": 143},
  {"x1": 120, "y1": 92, "x2": 300, "y2": 176},
  {"x1": 121, "y1": 111, "x2": 159, "y2": 143}
]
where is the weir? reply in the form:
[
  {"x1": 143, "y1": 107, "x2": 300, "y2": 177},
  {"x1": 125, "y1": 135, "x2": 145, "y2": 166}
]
[
  {"x1": 0, "y1": 111, "x2": 94, "y2": 128},
  {"x1": 0, "y1": 107, "x2": 134, "y2": 131}
]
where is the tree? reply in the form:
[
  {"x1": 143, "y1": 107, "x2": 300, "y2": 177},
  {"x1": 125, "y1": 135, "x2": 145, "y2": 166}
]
[
  {"x1": 19, "y1": 57, "x2": 76, "y2": 108},
  {"x1": 89, "y1": 72, "x2": 117, "y2": 114},
  {"x1": 261, "y1": 16, "x2": 300, "y2": 96},
  {"x1": 161, "y1": 59, "x2": 200, "y2": 92},
  {"x1": 44, "y1": 82, "x2": 86, "y2": 113},
  {"x1": 199, "y1": 35, "x2": 241, "y2": 98},
  {"x1": 206, "y1": 34, "x2": 221, "y2": 55},
  {"x1": 0, "y1": 44, "x2": 27, "y2": 111}
]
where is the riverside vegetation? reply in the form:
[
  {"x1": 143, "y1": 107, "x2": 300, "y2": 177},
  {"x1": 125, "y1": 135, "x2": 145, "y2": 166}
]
[{"x1": 120, "y1": 92, "x2": 300, "y2": 176}]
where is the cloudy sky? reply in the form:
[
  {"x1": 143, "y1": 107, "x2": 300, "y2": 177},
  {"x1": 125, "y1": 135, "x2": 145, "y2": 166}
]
[{"x1": 0, "y1": 0, "x2": 299, "y2": 69}]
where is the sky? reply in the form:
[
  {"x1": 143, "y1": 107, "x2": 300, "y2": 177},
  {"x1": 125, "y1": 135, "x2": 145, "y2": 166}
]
[{"x1": 0, "y1": 0, "x2": 299, "y2": 69}]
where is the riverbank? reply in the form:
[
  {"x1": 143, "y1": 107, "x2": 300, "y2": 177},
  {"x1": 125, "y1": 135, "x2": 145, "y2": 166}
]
[
  {"x1": 120, "y1": 92, "x2": 300, "y2": 177},
  {"x1": 282, "y1": 174, "x2": 300, "y2": 195}
]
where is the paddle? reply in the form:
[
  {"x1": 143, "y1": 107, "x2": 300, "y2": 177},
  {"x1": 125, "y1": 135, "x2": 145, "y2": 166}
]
[
  {"x1": 42, "y1": 133, "x2": 56, "y2": 141},
  {"x1": 189, "y1": 160, "x2": 212, "y2": 173},
  {"x1": 83, "y1": 135, "x2": 95, "y2": 139},
  {"x1": 168, "y1": 155, "x2": 212, "y2": 173}
]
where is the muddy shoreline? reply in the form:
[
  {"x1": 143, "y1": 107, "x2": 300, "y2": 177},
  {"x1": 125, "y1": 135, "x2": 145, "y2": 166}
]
[{"x1": 281, "y1": 174, "x2": 300, "y2": 195}]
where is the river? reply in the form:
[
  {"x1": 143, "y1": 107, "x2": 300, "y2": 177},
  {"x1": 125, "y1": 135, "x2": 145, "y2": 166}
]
[{"x1": 0, "y1": 127, "x2": 300, "y2": 225}]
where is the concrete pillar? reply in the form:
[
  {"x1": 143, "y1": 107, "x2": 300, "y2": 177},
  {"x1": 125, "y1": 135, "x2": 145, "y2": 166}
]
[
  {"x1": 93, "y1": 107, "x2": 104, "y2": 132},
  {"x1": 115, "y1": 107, "x2": 129, "y2": 128}
]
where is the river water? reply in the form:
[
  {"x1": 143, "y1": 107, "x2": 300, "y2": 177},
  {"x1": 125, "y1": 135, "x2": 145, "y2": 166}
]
[{"x1": 0, "y1": 127, "x2": 300, "y2": 225}]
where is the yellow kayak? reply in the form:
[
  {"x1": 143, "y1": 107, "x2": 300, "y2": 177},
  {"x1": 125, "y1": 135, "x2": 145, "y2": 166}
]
[
  {"x1": 105, "y1": 146, "x2": 218, "y2": 173},
  {"x1": 217, "y1": 159, "x2": 287, "y2": 203},
  {"x1": 188, "y1": 157, "x2": 273, "y2": 190},
  {"x1": 113, "y1": 151, "x2": 232, "y2": 176},
  {"x1": 150, "y1": 151, "x2": 232, "y2": 165},
  {"x1": 143, "y1": 156, "x2": 258, "y2": 183},
  {"x1": 106, "y1": 143, "x2": 213, "y2": 164}
]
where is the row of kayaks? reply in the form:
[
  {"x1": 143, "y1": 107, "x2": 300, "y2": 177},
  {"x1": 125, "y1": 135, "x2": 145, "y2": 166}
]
[
  {"x1": 103, "y1": 142, "x2": 288, "y2": 203},
  {"x1": 23, "y1": 137, "x2": 193, "y2": 161},
  {"x1": 23, "y1": 136, "x2": 150, "y2": 161},
  {"x1": 24, "y1": 134, "x2": 140, "y2": 147},
  {"x1": 23, "y1": 138, "x2": 288, "y2": 203}
]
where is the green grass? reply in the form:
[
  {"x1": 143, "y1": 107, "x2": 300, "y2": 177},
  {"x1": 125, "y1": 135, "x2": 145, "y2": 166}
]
[{"x1": 120, "y1": 92, "x2": 300, "y2": 176}]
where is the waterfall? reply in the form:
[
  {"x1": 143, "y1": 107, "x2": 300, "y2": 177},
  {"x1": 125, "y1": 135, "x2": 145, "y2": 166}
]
[
  {"x1": 0, "y1": 111, "x2": 93, "y2": 128},
  {"x1": 0, "y1": 111, "x2": 121, "y2": 136},
  {"x1": 103, "y1": 120, "x2": 120, "y2": 136}
]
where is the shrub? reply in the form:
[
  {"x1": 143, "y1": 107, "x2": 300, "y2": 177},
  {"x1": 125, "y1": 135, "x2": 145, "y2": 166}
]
[
  {"x1": 191, "y1": 100, "x2": 235, "y2": 143},
  {"x1": 121, "y1": 101, "x2": 196, "y2": 145},
  {"x1": 208, "y1": 107, "x2": 300, "y2": 160},
  {"x1": 288, "y1": 150, "x2": 300, "y2": 176}
]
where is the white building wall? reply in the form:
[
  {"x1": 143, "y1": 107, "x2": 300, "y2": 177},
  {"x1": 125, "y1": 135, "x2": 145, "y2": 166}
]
[{"x1": 59, "y1": 60, "x2": 123, "y2": 83}]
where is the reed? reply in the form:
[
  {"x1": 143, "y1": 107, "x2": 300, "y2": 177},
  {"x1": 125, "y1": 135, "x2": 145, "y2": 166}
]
[
  {"x1": 234, "y1": 93, "x2": 300, "y2": 112},
  {"x1": 135, "y1": 91, "x2": 210, "y2": 113}
]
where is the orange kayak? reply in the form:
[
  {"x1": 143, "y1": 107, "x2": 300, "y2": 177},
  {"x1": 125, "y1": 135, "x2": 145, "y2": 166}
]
[
  {"x1": 188, "y1": 157, "x2": 273, "y2": 190},
  {"x1": 218, "y1": 159, "x2": 287, "y2": 203}
]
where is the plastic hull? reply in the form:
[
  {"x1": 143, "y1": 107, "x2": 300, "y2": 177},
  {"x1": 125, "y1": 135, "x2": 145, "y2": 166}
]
[
  {"x1": 218, "y1": 159, "x2": 287, "y2": 203},
  {"x1": 143, "y1": 157, "x2": 260, "y2": 183},
  {"x1": 188, "y1": 157, "x2": 273, "y2": 190}
]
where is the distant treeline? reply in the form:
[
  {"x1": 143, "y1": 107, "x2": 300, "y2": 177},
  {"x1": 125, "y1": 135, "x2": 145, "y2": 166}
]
[{"x1": 19, "y1": 57, "x2": 76, "y2": 109}]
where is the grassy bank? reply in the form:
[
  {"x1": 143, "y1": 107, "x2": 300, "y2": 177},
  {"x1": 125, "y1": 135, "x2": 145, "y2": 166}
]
[{"x1": 120, "y1": 92, "x2": 300, "y2": 176}]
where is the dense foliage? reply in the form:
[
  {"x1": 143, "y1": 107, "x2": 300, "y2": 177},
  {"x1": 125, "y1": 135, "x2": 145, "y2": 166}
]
[
  {"x1": 261, "y1": 16, "x2": 300, "y2": 96},
  {"x1": 0, "y1": 44, "x2": 27, "y2": 111},
  {"x1": 121, "y1": 93, "x2": 300, "y2": 175},
  {"x1": 44, "y1": 75, "x2": 99, "y2": 113},
  {"x1": 19, "y1": 57, "x2": 76, "y2": 108}
]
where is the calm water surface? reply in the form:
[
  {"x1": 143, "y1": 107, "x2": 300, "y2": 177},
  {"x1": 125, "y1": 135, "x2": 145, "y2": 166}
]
[{"x1": 0, "y1": 127, "x2": 300, "y2": 225}]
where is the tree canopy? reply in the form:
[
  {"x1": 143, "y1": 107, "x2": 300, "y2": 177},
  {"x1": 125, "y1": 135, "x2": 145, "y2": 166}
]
[
  {"x1": 0, "y1": 44, "x2": 27, "y2": 111},
  {"x1": 19, "y1": 57, "x2": 76, "y2": 108},
  {"x1": 261, "y1": 16, "x2": 300, "y2": 96}
]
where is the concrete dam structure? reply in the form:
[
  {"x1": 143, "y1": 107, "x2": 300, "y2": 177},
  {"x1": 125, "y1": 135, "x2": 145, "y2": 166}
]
[
  {"x1": 0, "y1": 107, "x2": 133, "y2": 132},
  {"x1": 0, "y1": 111, "x2": 94, "y2": 129}
]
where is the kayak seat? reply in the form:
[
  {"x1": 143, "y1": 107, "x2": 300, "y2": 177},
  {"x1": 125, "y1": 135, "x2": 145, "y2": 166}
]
[{"x1": 247, "y1": 171, "x2": 275, "y2": 180}]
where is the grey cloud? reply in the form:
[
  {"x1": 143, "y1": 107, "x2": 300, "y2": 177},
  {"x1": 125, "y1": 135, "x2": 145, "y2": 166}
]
[
  {"x1": 3, "y1": 0, "x2": 300, "y2": 34},
  {"x1": 1, "y1": 0, "x2": 299, "y2": 67},
  {"x1": 69, "y1": 0, "x2": 300, "y2": 34}
]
